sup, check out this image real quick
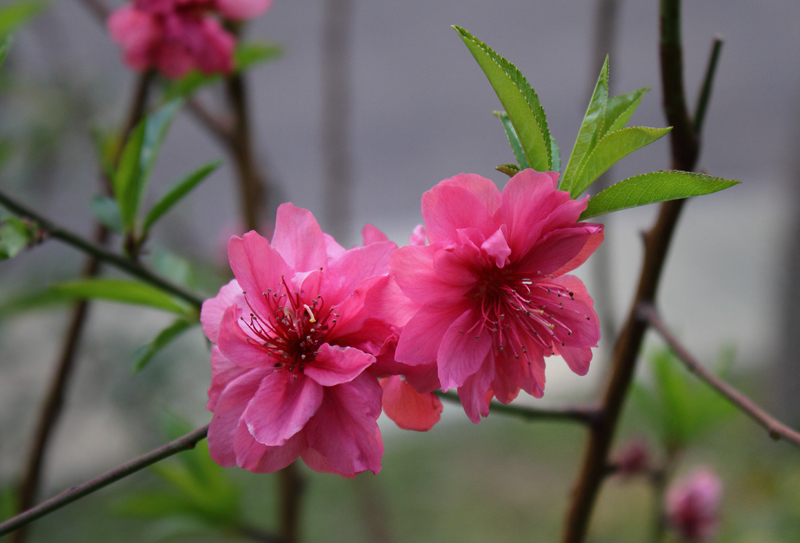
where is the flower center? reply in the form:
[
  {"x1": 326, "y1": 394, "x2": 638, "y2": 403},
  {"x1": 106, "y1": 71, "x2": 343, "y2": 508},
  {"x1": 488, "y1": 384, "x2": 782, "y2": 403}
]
[
  {"x1": 240, "y1": 276, "x2": 337, "y2": 376},
  {"x1": 471, "y1": 267, "x2": 577, "y2": 361}
]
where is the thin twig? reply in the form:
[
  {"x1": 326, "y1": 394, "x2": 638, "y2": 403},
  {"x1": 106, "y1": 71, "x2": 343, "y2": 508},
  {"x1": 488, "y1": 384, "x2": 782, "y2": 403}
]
[
  {"x1": 436, "y1": 391, "x2": 601, "y2": 426},
  {"x1": 640, "y1": 303, "x2": 800, "y2": 447},
  {"x1": 0, "y1": 190, "x2": 204, "y2": 308},
  {"x1": 561, "y1": 1, "x2": 722, "y2": 541},
  {"x1": 186, "y1": 97, "x2": 236, "y2": 146},
  {"x1": 0, "y1": 426, "x2": 209, "y2": 537},
  {"x1": 692, "y1": 36, "x2": 724, "y2": 135}
]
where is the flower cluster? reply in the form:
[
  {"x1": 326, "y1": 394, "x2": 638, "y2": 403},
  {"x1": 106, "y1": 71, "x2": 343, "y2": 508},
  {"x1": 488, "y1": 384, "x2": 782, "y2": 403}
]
[
  {"x1": 203, "y1": 169, "x2": 603, "y2": 475},
  {"x1": 108, "y1": 0, "x2": 272, "y2": 79}
]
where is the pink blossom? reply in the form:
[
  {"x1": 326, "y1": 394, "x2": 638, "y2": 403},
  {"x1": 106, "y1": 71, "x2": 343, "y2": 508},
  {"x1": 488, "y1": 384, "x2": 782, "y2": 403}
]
[
  {"x1": 202, "y1": 204, "x2": 396, "y2": 476},
  {"x1": 385, "y1": 169, "x2": 603, "y2": 422},
  {"x1": 108, "y1": 2, "x2": 235, "y2": 79},
  {"x1": 365, "y1": 225, "x2": 443, "y2": 431},
  {"x1": 214, "y1": 0, "x2": 273, "y2": 20},
  {"x1": 666, "y1": 468, "x2": 723, "y2": 541},
  {"x1": 614, "y1": 439, "x2": 651, "y2": 479}
]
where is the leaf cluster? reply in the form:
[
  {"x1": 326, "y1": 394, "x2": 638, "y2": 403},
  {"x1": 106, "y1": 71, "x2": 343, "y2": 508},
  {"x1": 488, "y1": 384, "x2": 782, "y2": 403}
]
[{"x1": 454, "y1": 27, "x2": 739, "y2": 217}]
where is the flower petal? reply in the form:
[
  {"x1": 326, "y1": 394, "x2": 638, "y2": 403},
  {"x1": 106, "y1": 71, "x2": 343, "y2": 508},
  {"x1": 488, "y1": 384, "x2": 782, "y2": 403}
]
[
  {"x1": 233, "y1": 422, "x2": 306, "y2": 473},
  {"x1": 437, "y1": 309, "x2": 493, "y2": 390},
  {"x1": 217, "y1": 305, "x2": 270, "y2": 369},
  {"x1": 216, "y1": 0, "x2": 273, "y2": 20},
  {"x1": 207, "y1": 346, "x2": 248, "y2": 411},
  {"x1": 492, "y1": 348, "x2": 546, "y2": 403},
  {"x1": 270, "y1": 203, "x2": 327, "y2": 272},
  {"x1": 422, "y1": 180, "x2": 499, "y2": 244},
  {"x1": 380, "y1": 376, "x2": 442, "y2": 431},
  {"x1": 391, "y1": 244, "x2": 470, "y2": 305},
  {"x1": 324, "y1": 241, "x2": 395, "y2": 306},
  {"x1": 201, "y1": 279, "x2": 244, "y2": 344},
  {"x1": 433, "y1": 243, "x2": 482, "y2": 286},
  {"x1": 228, "y1": 231, "x2": 291, "y2": 317},
  {"x1": 207, "y1": 368, "x2": 269, "y2": 467},
  {"x1": 456, "y1": 354, "x2": 495, "y2": 423},
  {"x1": 304, "y1": 374, "x2": 384, "y2": 475},
  {"x1": 244, "y1": 372, "x2": 323, "y2": 446},
  {"x1": 395, "y1": 301, "x2": 471, "y2": 366},
  {"x1": 551, "y1": 223, "x2": 604, "y2": 276},
  {"x1": 439, "y1": 173, "x2": 502, "y2": 216},
  {"x1": 361, "y1": 223, "x2": 389, "y2": 245},
  {"x1": 516, "y1": 225, "x2": 600, "y2": 276},
  {"x1": 304, "y1": 344, "x2": 375, "y2": 387}
]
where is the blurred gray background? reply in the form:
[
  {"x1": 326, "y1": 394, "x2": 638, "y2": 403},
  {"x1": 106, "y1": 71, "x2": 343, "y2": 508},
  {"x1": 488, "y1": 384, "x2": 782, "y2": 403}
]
[{"x1": 2, "y1": 0, "x2": 800, "y2": 495}]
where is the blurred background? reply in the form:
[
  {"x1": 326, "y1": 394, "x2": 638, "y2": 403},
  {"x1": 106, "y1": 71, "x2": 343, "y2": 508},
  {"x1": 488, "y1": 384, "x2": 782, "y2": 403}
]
[{"x1": 2, "y1": 0, "x2": 800, "y2": 541}]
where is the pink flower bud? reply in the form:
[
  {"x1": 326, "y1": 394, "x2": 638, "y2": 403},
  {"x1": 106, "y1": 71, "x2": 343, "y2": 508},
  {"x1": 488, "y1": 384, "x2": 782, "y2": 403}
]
[
  {"x1": 614, "y1": 439, "x2": 650, "y2": 478},
  {"x1": 666, "y1": 468, "x2": 723, "y2": 541}
]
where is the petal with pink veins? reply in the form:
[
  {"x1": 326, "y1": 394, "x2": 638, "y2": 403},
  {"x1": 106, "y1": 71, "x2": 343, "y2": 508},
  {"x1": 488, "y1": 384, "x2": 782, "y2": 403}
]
[
  {"x1": 437, "y1": 309, "x2": 493, "y2": 390},
  {"x1": 233, "y1": 422, "x2": 306, "y2": 473},
  {"x1": 217, "y1": 305, "x2": 270, "y2": 369},
  {"x1": 433, "y1": 244, "x2": 482, "y2": 286},
  {"x1": 207, "y1": 346, "x2": 248, "y2": 410},
  {"x1": 270, "y1": 203, "x2": 328, "y2": 272},
  {"x1": 396, "y1": 301, "x2": 472, "y2": 366},
  {"x1": 323, "y1": 241, "x2": 395, "y2": 306},
  {"x1": 361, "y1": 223, "x2": 390, "y2": 245},
  {"x1": 304, "y1": 344, "x2": 375, "y2": 387},
  {"x1": 457, "y1": 354, "x2": 496, "y2": 423},
  {"x1": 244, "y1": 372, "x2": 323, "y2": 446},
  {"x1": 304, "y1": 374, "x2": 384, "y2": 475},
  {"x1": 480, "y1": 225, "x2": 512, "y2": 268},
  {"x1": 207, "y1": 368, "x2": 268, "y2": 467},
  {"x1": 201, "y1": 279, "x2": 244, "y2": 344},
  {"x1": 228, "y1": 232, "x2": 291, "y2": 316},
  {"x1": 391, "y1": 244, "x2": 470, "y2": 305},
  {"x1": 422, "y1": 183, "x2": 499, "y2": 244},
  {"x1": 516, "y1": 225, "x2": 599, "y2": 276},
  {"x1": 439, "y1": 173, "x2": 502, "y2": 216}
]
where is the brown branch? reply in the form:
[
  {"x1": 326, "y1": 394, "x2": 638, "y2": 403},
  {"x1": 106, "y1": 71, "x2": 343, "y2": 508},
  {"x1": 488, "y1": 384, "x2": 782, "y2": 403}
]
[
  {"x1": 561, "y1": 1, "x2": 722, "y2": 541},
  {"x1": 436, "y1": 391, "x2": 601, "y2": 426},
  {"x1": 0, "y1": 426, "x2": 209, "y2": 537},
  {"x1": 640, "y1": 303, "x2": 800, "y2": 447},
  {"x1": 11, "y1": 71, "x2": 153, "y2": 543}
]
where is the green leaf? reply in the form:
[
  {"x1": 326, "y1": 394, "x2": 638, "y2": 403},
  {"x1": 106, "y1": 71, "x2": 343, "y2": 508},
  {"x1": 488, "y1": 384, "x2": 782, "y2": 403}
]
[
  {"x1": 139, "y1": 99, "x2": 184, "y2": 207},
  {"x1": 604, "y1": 88, "x2": 649, "y2": 134},
  {"x1": 149, "y1": 249, "x2": 194, "y2": 288},
  {"x1": 89, "y1": 195, "x2": 122, "y2": 234},
  {"x1": 0, "y1": 36, "x2": 11, "y2": 70},
  {"x1": 133, "y1": 318, "x2": 197, "y2": 372},
  {"x1": 570, "y1": 126, "x2": 671, "y2": 197},
  {"x1": 0, "y1": 289, "x2": 73, "y2": 320},
  {"x1": 234, "y1": 41, "x2": 282, "y2": 72},
  {"x1": 550, "y1": 134, "x2": 561, "y2": 174},
  {"x1": 50, "y1": 279, "x2": 191, "y2": 315},
  {"x1": 496, "y1": 164, "x2": 520, "y2": 177},
  {"x1": 454, "y1": 26, "x2": 551, "y2": 171},
  {"x1": 0, "y1": 484, "x2": 16, "y2": 522},
  {"x1": 493, "y1": 111, "x2": 529, "y2": 169},
  {"x1": 113, "y1": 121, "x2": 146, "y2": 233},
  {"x1": 561, "y1": 57, "x2": 609, "y2": 195},
  {"x1": 142, "y1": 160, "x2": 221, "y2": 234},
  {"x1": 161, "y1": 71, "x2": 213, "y2": 102},
  {"x1": 0, "y1": 216, "x2": 35, "y2": 259},
  {"x1": 580, "y1": 170, "x2": 740, "y2": 220},
  {"x1": 90, "y1": 127, "x2": 118, "y2": 180},
  {"x1": 0, "y1": 1, "x2": 48, "y2": 38}
]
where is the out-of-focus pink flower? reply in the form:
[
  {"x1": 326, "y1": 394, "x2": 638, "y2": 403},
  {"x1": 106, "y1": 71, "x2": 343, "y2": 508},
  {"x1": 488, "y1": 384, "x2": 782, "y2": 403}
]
[
  {"x1": 202, "y1": 204, "x2": 396, "y2": 476},
  {"x1": 383, "y1": 169, "x2": 603, "y2": 423},
  {"x1": 108, "y1": 2, "x2": 235, "y2": 79},
  {"x1": 614, "y1": 439, "x2": 651, "y2": 479},
  {"x1": 214, "y1": 0, "x2": 273, "y2": 20},
  {"x1": 666, "y1": 468, "x2": 723, "y2": 541}
]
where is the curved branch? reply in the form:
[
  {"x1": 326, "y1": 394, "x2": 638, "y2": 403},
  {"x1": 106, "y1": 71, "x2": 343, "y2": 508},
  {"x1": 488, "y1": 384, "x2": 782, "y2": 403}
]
[
  {"x1": 640, "y1": 303, "x2": 800, "y2": 447},
  {"x1": 0, "y1": 425, "x2": 209, "y2": 537},
  {"x1": 436, "y1": 391, "x2": 601, "y2": 426},
  {"x1": 0, "y1": 190, "x2": 204, "y2": 308}
]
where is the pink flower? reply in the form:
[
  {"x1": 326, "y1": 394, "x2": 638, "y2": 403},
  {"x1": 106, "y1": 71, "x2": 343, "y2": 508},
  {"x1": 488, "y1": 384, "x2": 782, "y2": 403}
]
[
  {"x1": 214, "y1": 0, "x2": 273, "y2": 20},
  {"x1": 202, "y1": 204, "x2": 396, "y2": 476},
  {"x1": 386, "y1": 169, "x2": 603, "y2": 422},
  {"x1": 666, "y1": 468, "x2": 723, "y2": 541},
  {"x1": 108, "y1": 2, "x2": 235, "y2": 79}
]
